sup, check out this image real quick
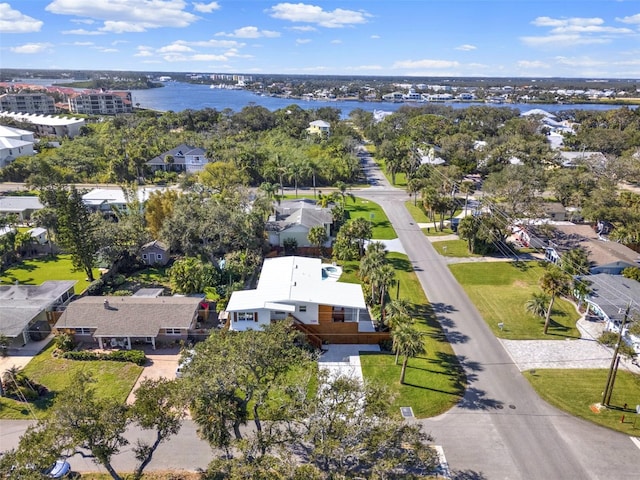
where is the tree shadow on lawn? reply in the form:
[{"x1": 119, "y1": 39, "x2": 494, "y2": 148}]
[
  {"x1": 387, "y1": 255, "x2": 413, "y2": 272},
  {"x1": 2, "y1": 275, "x2": 35, "y2": 285},
  {"x1": 539, "y1": 317, "x2": 581, "y2": 339}
]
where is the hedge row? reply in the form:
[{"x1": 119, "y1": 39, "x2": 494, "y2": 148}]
[{"x1": 62, "y1": 349, "x2": 147, "y2": 366}]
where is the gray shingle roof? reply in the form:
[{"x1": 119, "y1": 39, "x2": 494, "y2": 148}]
[
  {"x1": 55, "y1": 296, "x2": 200, "y2": 337},
  {"x1": 585, "y1": 274, "x2": 640, "y2": 322}
]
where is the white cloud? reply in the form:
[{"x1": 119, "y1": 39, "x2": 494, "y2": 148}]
[
  {"x1": 516, "y1": 60, "x2": 549, "y2": 69},
  {"x1": 532, "y1": 16, "x2": 603, "y2": 28},
  {"x1": 525, "y1": 16, "x2": 632, "y2": 49},
  {"x1": 134, "y1": 45, "x2": 154, "y2": 57},
  {"x1": 193, "y1": 1, "x2": 220, "y2": 13},
  {"x1": 290, "y1": 25, "x2": 316, "y2": 32},
  {"x1": 158, "y1": 43, "x2": 195, "y2": 53},
  {"x1": 46, "y1": 0, "x2": 200, "y2": 32},
  {"x1": 346, "y1": 65, "x2": 383, "y2": 71},
  {"x1": 70, "y1": 18, "x2": 94, "y2": 25},
  {"x1": 111, "y1": 39, "x2": 128, "y2": 45},
  {"x1": 370, "y1": 34, "x2": 380, "y2": 39},
  {"x1": 216, "y1": 26, "x2": 280, "y2": 38},
  {"x1": 175, "y1": 39, "x2": 243, "y2": 48},
  {"x1": 521, "y1": 34, "x2": 611, "y2": 47},
  {"x1": 10, "y1": 43, "x2": 52, "y2": 54},
  {"x1": 101, "y1": 21, "x2": 147, "y2": 33},
  {"x1": 330, "y1": 39, "x2": 342, "y2": 44},
  {"x1": 72, "y1": 41, "x2": 94, "y2": 46},
  {"x1": 296, "y1": 38, "x2": 312, "y2": 44},
  {"x1": 191, "y1": 53, "x2": 228, "y2": 61},
  {"x1": 456, "y1": 44, "x2": 476, "y2": 51},
  {"x1": 96, "y1": 47, "x2": 118, "y2": 53},
  {"x1": 554, "y1": 56, "x2": 605, "y2": 68},
  {"x1": 62, "y1": 28, "x2": 105, "y2": 35},
  {"x1": 0, "y1": 3, "x2": 43, "y2": 33},
  {"x1": 618, "y1": 14, "x2": 640, "y2": 25},
  {"x1": 393, "y1": 59, "x2": 460, "y2": 69},
  {"x1": 269, "y1": 3, "x2": 370, "y2": 28}
]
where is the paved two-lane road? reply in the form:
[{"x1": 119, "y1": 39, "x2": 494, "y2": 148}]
[{"x1": 357, "y1": 153, "x2": 639, "y2": 479}]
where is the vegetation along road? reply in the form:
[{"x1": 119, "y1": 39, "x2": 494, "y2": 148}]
[{"x1": 356, "y1": 153, "x2": 640, "y2": 479}]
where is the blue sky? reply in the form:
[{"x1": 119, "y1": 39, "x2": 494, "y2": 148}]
[{"x1": 2, "y1": 0, "x2": 640, "y2": 78}]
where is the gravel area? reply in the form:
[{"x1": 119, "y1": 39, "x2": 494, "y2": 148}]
[{"x1": 500, "y1": 316, "x2": 640, "y2": 374}]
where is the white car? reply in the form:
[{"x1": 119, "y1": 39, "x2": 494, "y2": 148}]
[{"x1": 176, "y1": 349, "x2": 195, "y2": 378}]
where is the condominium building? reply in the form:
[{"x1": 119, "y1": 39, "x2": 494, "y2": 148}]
[
  {"x1": 68, "y1": 91, "x2": 133, "y2": 115},
  {"x1": 0, "y1": 93, "x2": 56, "y2": 114}
]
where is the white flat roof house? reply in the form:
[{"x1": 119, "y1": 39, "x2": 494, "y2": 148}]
[
  {"x1": 225, "y1": 256, "x2": 382, "y2": 345},
  {"x1": 0, "y1": 112, "x2": 85, "y2": 138},
  {"x1": 82, "y1": 187, "x2": 166, "y2": 215}
]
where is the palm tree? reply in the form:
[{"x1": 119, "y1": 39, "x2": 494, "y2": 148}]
[
  {"x1": 359, "y1": 241, "x2": 388, "y2": 281},
  {"x1": 539, "y1": 265, "x2": 572, "y2": 334},
  {"x1": 525, "y1": 292, "x2": 550, "y2": 319},
  {"x1": 572, "y1": 278, "x2": 592, "y2": 310},
  {"x1": 560, "y1": 248, "x2": 591, "y2": 276},
  {"x1": 392, "y1": 324, "x2": 426, "y2": 384},
  {"x1": 308, "y1": 225, "x2": 328, "y2": 256},
  {"x1": 371, "y1": 263, "x2": 396, "y2": 312},
  {"x1": 334, "y1": 181, "x2": 355, "y2": 208}
]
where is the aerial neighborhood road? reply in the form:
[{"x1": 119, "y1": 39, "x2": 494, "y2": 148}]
[
  {"x1": 358, "y1": 154, "x2": 640, "y2": 480},
  {"x1": 1, "y1": 158, "x2": 639, "y2": 479}
]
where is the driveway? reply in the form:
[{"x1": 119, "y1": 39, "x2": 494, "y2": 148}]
[
  {"x1": 0, "y1": 334, "x2": 53, "y2": 374},
  {"x1": 126, "y1": 346, "x2": 182, "y2": 404}
]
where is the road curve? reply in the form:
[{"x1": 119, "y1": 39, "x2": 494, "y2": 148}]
[{"x1": 356, "y1": 154, "x2": 639, "y2": 480}]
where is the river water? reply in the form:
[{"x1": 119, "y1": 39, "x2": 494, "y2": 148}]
[
  {"x1": 129, "y1": 82, "x2": 627, "y2": 117},
  {"x1": 14, "y1": 78, "x2": 630, "y2": 117}
]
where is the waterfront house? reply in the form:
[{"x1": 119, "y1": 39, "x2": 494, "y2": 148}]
[
  {"x1": 0, "y1": 112, "x2": 85, "y2": 138},
  {"x1": 306, "y1": 120, "x2": 331, "y2": 136}
]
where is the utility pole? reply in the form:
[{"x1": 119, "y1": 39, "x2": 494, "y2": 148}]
[{"x1": 602, "y1": 304, "x2": 630, "y2": 407}]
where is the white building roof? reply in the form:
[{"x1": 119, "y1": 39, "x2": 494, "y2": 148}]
[
  {"x1": 226, "y1": 256, "x2": 366, "y2": 312},
  {"x1": 0, "y1": 112, "x2": 85, "y2": 127},
  {"x1": 309, "y1": 120, "x2": 330, "y2": 128},
  {"x1": 0, "y1": 137, "x2": 32, "y2": 149},
  {"x1": 82, "y1": 187, "x2": 166, "y2": 205},
  {"x1": 0, "y1": 195, "x2": 43, "y2": 212},
  {"x1": 0, "y1": 125, "x2": 34, "y2": 138}
]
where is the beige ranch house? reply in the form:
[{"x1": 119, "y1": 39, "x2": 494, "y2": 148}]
[{"x1": 54, "y1": 296, "x2": 201, "y2": 350}]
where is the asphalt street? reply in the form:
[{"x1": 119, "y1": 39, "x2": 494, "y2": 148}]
[{"x1": 357, "y1": 153, "x2": 640, "y2": 480}]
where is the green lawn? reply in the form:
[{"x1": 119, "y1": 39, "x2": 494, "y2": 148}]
[
  {"x1": 449, "y1": 261, "x2": 581, "y2": 339},
  {"x1": 122, "y1": 266, "x2": 172, "y2": 291},
  {"x1": 345, "y1": 196, "x2": 397, "y2": 239},
  {"x1": 432, "y1": 239, "x2": 479, "y2": 258},
  {"x1": 0, "y1": 342, "x2": 143, "y2": 419},
  {"x1": 524, "y1": 369, "x2": 640, "y2": 434},
  {"x1": 373, "y1": 157, "x2": 408, "y2": 187},
  {"x1": 360, "y1": 253, "x2": 465, "y2": 418},
  {"x1": 0, "y1": 254, "x2": 100, "y2": 294}
]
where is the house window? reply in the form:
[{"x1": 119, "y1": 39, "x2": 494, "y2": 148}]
[
  {"x1": 299, "y1": 306, "x2": 307, "y2": 312},
  {"x1": 142, "y1": 254, "x2": 148, "y2": 259},
  {"x1": 165, "y1": 328, "x2": 181, "y2": 335},
  {"x1": 76, "y1": 327, "x2": 91, "y2": 335},
  {"x1": 157, "y1": 254, "x2": 163, "y2": 259},
  {"x1": 194, "y1": 156, "x2": 200, "y2": 162},
  {"x1": 237, "y1": 312, "x2": 255, "y2": 321}
]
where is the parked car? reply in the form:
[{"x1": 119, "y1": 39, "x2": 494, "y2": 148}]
[
  {"x1": 175, "y1": 349, "x2": 195, "y2": 378},
  {"x1": 44, "y1": 460, "x2": 71, "y2": 478}
]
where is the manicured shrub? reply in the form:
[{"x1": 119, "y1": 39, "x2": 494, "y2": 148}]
[{"x1": 54, "y1": 332, "x2": 75, "y2": 352}]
